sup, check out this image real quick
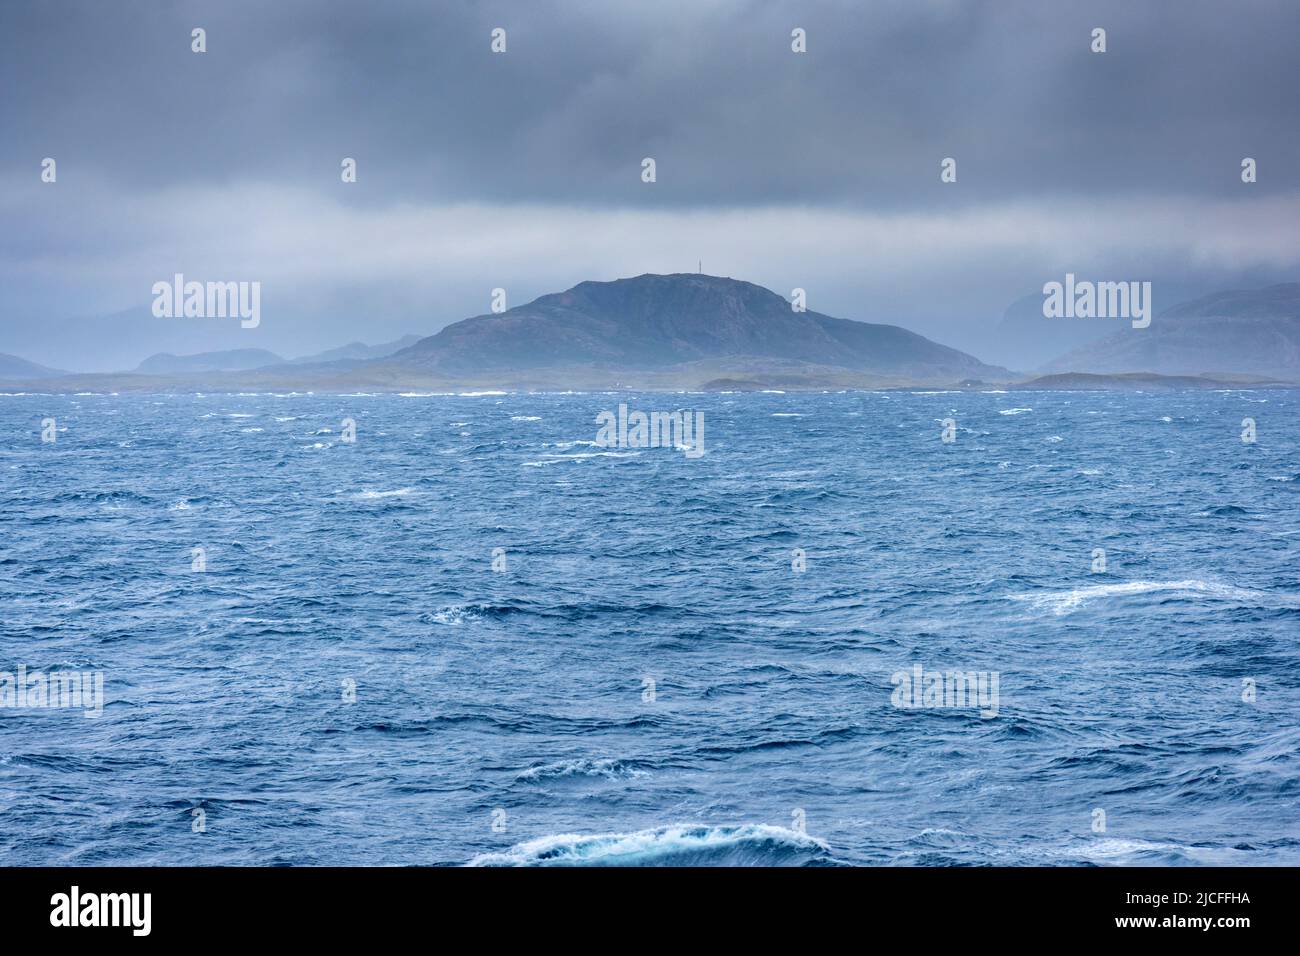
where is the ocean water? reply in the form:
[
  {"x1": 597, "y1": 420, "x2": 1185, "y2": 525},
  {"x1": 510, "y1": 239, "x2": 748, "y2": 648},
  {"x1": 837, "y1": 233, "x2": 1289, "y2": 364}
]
[{"x1": 1, "y1": 389, "x2": 1298, "y2": 866}]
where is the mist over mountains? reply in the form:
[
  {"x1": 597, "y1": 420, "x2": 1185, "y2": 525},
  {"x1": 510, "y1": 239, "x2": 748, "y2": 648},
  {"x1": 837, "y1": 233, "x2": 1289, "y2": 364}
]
[
  {"x1": 127, "y1": 335, "x2": 424, "y2": 376},
  {"x1": 136, "y1": 349, "x2": 286, "y2": 375},
  {"x1": 6, "y1": 0, "x2": 1299, "y2": 388},
  {"x1": 3, "y1": 274, "x2": 1298, "y2": 391},
  {"x1": 1043, "y1": 283, "x2": 1300, "y2": 379},
  {"x1": 0, "y1": 352, "x2": 65, "y2": 380}
]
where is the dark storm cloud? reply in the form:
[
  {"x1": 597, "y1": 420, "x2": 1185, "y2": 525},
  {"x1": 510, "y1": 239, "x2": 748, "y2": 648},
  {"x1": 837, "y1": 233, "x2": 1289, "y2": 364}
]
[{"x1": 2, "y1": 0, "x2": 1298, "y2": 207}]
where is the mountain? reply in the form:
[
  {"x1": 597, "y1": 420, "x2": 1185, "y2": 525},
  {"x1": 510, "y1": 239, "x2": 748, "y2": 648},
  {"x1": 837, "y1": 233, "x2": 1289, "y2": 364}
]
[
  {"x1": 290, "y1": 335, "x2": 422, "y2": 365},
  {"x1": 0, "y1": 352, "x2": 67, "y2": 379},
  {"x1": 0, "y1": 301, "x2": 423, "y2": 375},
  {"x1": 984, "y1": 281, "x2": 1218, "y2": 373},
  {"x1": 381, "y1": 274, "x2": 1008, "y2": 386},
  {"x1": 0, "y1": 305, "x2": 266, "y2": 374},
  {"x1": 1043, "y1": 283, "x2": 1300, "y2": 379},
  {"x1": 135, "y1": 349, "x2": 285, "y2": 374},
  {"x1": 987, "y1": 293, "x2": 1124, "y2": 373},
  {"x1": 129, "y1": 337, "x2": 421, "y2": 376}
]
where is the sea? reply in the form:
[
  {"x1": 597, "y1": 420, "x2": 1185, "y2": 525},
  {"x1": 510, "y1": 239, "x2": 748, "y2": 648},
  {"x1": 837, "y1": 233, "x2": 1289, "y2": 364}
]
[{"x1": 1, "y1": 388, "x2": 1298, "y2": 866}]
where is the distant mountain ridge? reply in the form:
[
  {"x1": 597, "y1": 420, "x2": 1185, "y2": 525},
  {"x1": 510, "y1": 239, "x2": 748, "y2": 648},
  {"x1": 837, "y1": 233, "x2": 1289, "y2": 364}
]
[
  {"x1": 383, "y1": 273, "x2": 1008, "y2": 383},
  {"x1": 985, "y1": 280, "x2": 1216, "y2": 373},
  {"x1": 132, "y1": 335, "x2": 422, "y2": 375},
  {"x1": 1044, "y1": 283, "x2": 1300, "y2": 378},
  {"x1": 8, "y1": 276, "x2": 1298, "y2": 392},
  {"x1": 136, "y1": 349, "x2": 286, "y2": 374},
  {"x1": 290, "y1": 335, "x2": 422, "y2": 365},
  {"x1": 0, "y1": 352, "x2": 66, "y2": 379}
]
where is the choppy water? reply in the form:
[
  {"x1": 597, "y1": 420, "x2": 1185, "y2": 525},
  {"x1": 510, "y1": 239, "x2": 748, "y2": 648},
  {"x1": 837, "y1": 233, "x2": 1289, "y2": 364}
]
[{"x1": 2, "y1": 389, "x2": 1298, "y2": 866}]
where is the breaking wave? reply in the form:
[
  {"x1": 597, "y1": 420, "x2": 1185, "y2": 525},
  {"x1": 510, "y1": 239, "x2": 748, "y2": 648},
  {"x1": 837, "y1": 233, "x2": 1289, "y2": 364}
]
[{"x1": 467, "y1": 824, "x2": 835, "y2": 867}]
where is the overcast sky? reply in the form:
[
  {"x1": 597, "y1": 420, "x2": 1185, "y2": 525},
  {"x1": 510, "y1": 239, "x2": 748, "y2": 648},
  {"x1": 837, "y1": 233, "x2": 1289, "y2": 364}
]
[{"x1": 2, "y1": 0, "x2": 1298, "y2": 368}]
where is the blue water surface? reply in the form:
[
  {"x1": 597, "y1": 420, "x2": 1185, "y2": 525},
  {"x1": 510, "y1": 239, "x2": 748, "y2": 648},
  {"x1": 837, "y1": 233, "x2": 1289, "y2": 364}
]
[{"x1": 1, "y1": 388, "x2": 1298, "y2": 866}]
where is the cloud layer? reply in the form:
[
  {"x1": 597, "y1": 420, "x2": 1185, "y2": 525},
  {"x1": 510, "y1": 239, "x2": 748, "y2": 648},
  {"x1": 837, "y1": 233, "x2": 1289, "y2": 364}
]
[{"x1": 2, "y1": 0, "x2": 1298, "y2": 366}]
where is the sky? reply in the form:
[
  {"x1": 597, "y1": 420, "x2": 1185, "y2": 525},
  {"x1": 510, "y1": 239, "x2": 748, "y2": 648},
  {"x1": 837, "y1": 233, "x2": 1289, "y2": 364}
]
[{"x1": 2, "y1": 0, "x2": 1299, "y2": 370}]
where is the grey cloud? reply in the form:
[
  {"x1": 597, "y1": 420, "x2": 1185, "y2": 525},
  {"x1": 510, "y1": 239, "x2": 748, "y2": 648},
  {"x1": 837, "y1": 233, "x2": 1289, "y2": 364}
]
[
  {"x1": 2, "y1": 0, "x2": 1297, "y2": 206},
  {"x1": 1, "y1": 0, "x2": 1298, "y2": 367}
]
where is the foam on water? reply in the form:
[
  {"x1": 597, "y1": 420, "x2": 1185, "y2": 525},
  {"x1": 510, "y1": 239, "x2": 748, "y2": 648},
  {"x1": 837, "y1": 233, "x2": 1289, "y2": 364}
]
[
  {"x1": 1008, "y1": 579, "x2": 1300, "y2": 616},
  {"x1": 516, "y1": 758, "x2": 648, "y2": 782},
  {"x1": 467, "y1": 824, "x2": 831, "y2": 867},
  {"x1": 355, "y1": 488, "x2": 417, "y2": 500}
]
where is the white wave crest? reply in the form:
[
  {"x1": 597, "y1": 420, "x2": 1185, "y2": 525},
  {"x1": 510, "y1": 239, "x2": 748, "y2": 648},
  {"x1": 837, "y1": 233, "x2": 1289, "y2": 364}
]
[
  {"x1": 516, "y1": 758, "x2": 647, "y2": 782},
  {"x1": 1008, "y1": 579, "x2": 1300, "y2": 615},
  {"x1": 467, "y1": 824, "x2": 829, "y2": 867},
  {"x1": 430, "y1": 604, "x2": 481, "y2": 626},
  {"x1": 355, "y1": 488, "x2": 416, "y2": 500}
]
